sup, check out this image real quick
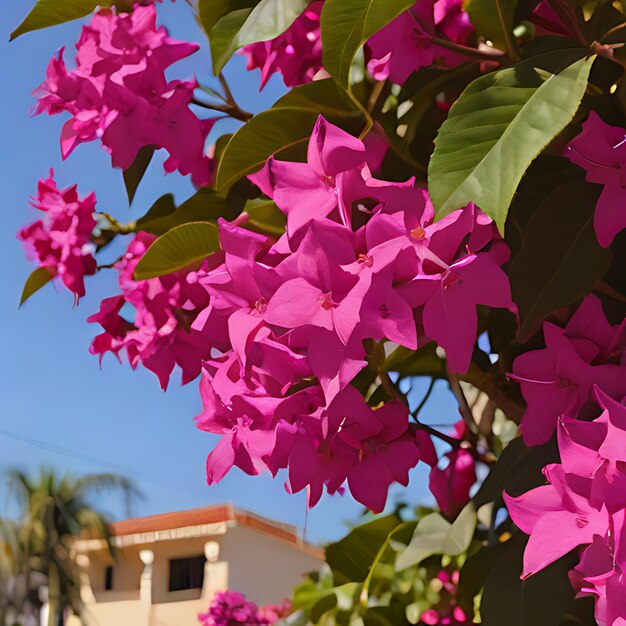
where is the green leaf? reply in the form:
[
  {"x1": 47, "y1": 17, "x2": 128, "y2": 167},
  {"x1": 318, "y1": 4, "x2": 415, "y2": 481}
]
[
  {"x1": 123, "y1": 146, "x2": 154, "y2": 206},
  {"x1": 361, "y1": 521, "x2": 416, "y2": 603},
  {"x1": 462, "y1": 0, "x2": 518, "y2": 54},
  {"x1": 428, "y1": 55, "x2": 595, "y2": 233},
  {"x1": 509, "y1": 178, "x2": 612, "y2": 341},
  {"x1": 321, "y1": 0, "x2": 414, "y2": 86},
  {"x1": 481, "y1": 534, "x2": 577, "y2": 626},
  {"x1": 210, "y1": 0, "x2": 308, "y2": 74},
  {"x1": 198, "y1": 0, "x2": 230, "y2": 34},
  {"x1": 216, "y1": 79, "x2": 364, "y2": 194},
  {"x1": 473, "y1": 437, "x2": 559, "y2": 508},
  {"x1": 383, "y1": 342, "x2": 446, "y2": 378},
  {"x1": 136, "y1": 188, "x2": 237, "y2": 236},
  {"x1": 243, "y1": 199, "x2": 286, "y2": 236},
  {"x1": 395, "y1": 503, "x2": 476, "y2": 571},
  {"x1": 133, "y1": 222, "x2": 220, "y2": 280},
  {"x1": 326, "y1": 515, "x2": 402, "y2": 583},
  {"x1": 19, "y1": 267, "x2": 54, "y2": 306},
  {"x1": 11, "y1": 0, "x2": 115, "y2": 39}
]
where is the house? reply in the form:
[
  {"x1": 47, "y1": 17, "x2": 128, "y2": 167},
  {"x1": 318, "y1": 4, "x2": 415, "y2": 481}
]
[{"x1": 70, "y1": 504, "x2": 324, "y2": 626}]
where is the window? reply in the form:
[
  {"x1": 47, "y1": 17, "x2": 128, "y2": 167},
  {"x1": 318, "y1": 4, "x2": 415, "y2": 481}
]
[
  {"x1": 168, "y1": 555, "x2": 206, "y2": 592},
  {"x1": 104, "y1": 566, "x2": 114, "y2": 591}
]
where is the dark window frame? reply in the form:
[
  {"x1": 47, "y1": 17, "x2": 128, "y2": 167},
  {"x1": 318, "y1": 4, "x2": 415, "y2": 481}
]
[
  {"x1": 168, "y1": 555, "x2": 206, "y2": 592},
  {"x1": 104, "y1": 565, "x2": 114, "y2": 591}
]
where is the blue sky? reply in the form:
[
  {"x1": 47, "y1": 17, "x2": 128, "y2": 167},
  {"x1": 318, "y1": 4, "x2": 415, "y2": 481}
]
[{"x1": 0, "y1": 1, "x2": 459, "y2": 544}]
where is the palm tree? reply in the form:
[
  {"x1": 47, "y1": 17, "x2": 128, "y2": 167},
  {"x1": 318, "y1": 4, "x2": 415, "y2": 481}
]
[{"x1": 1, "y1": 468, "x2": 139, "y2": 626}]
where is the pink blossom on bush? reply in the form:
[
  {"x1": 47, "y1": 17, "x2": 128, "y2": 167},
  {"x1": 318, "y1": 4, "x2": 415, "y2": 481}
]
[
  {"x1": 17, "y1": 170, "x2": 96, "y2": 300},
  {"x1": 240, "y1": 1, "x2": 324, "y2": 89},
  {"x1": 88, "y1": 232, "x2": 221, "y2": 389},
  {"x1": 189, "y1": 117, "x2": 514, "y2": 511},
  {"x1": 34, "y1": 5, "x2": 215, "y2": 186},
  {"x1": 365, "y1": 0, "x2": 474, "y2": 85},
  {"x1": 505, "y1": 388, "x2": 626, "y2": 625},
  {"x1": 565, "y1": 112, "x2": 626, "y2": 247},
  {"x1": 511, "y1": 295, "x2": 626, "y2": 446},
  {"x1": 198, "y1": 590, "x2": 275, "y2": 625},
  {"x1": 429, "y1": 423, "x2": 476, "y2": 518}
]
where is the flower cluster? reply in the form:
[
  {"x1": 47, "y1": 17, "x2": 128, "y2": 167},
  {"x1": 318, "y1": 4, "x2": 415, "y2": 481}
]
[
  {"x1": 366, "y1": 0, "x2": 474, "y2": 85},
  {"x1": 184, "y1": 116, "x2": 514, "y2": 511},
  {"x1": 17, "y1": 170, "x2": 96, "y2": 300},
  {"x1": 428, "y1": 422, "x2": 476, "y2": 518},
  {"x1": 505, "y1": 389, "x2": 626, "y2": 626},
  {"x1": 240, "y1": 1, "x2": 324, "y2": 89},
  {"x1": 240, "y1": 0, "x2": 474, "y2": 91},
  {"x1": 88, "y1": 232, "x2": 219, "y2": 390},
  {"x1": 198, "y1": 590, "x2": 275, "y2": 626},
  {"x1": 566, "y1": 112, "x2": 626, "y2": 247},
  {"x1": 511, "y1": 295, "x2": 626, "y2": 446},
  {"x1": 421, "y1": 569, "x2": 471, "y2": 625},
  {"x1": 34, "y1": 5, "x2": 215, "y2": 187}
]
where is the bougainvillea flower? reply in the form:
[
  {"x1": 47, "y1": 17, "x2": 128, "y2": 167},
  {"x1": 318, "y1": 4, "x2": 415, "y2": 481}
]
[
  {"x1": 35, "y1": 5, "x2": 214, "y2": 186},
  {"x1": 404, "y1": 252, "x2": 516, "y2": 373},
  {"x1": 17, "y1": 170, "x2": 96, "y2": 300},
  {"x1": 566, "y1": 112, "x2": 626, "y2": 247},
  {"x1": 198, "y1": 590, "x2": 273, "y2": 626},
  {"x1": 365, "y1": 0, "x2": 474, "y2": 85},
  {"x1": 429, "y1": 447, "x2": 476, "y2": 518},
  {"x1": 239, "y1": 1, "x2": 324, "y2": 90},
  {"x1": 249, "y1": 117, "x2": 367, "y2": 234},
  {"x1": 511, "y1": 297, "x2": 626, "y2": 446},
  {"x1": 89, "y1": 232, "x2": 219, "y2": 389}
]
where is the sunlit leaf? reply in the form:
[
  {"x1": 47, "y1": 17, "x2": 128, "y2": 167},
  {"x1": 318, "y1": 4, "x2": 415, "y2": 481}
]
[
  {"x1": 133, "y1": 222, "x2": 220, "y2": 280},
  {"x1": 428, "y1": 55, "x2": 594, "y2": 233},
  {"x1": 19, "y1": 267, "x2": 54, "y2": 307},
  {"x1": 210, "y1": 0, "x2": 308, "y2": 74},
  {"x1": 321, "y1": 0, "x2": 414, "y2": 86}
]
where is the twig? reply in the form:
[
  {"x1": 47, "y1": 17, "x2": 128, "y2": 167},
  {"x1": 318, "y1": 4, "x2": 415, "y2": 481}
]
[
  {"x1": 412, "y1": 377, "x2": 436, "y2": 420},
  {"x1": 446, "y1": 365, "x2": 479, "y2": 445},
  {"x1": 191, "y1": 98, "x2": 253, "y2": 122}
]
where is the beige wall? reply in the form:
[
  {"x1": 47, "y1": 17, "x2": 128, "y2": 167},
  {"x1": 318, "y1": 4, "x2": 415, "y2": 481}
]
[{"x1": 220, "y1": 526, "x2": 322, "y2": 606}]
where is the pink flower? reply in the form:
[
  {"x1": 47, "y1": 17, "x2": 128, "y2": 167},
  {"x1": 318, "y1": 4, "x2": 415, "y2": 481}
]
[
  {"x1": 429, "y1": 437, "x2": 476, "y2": 518},
  {"x1": 505, "y1": 389, "x2": 626, "y2": 625},
  {"x1": 35, "y1": 5, "x2": 214, "y2": 186},
  {"x1": 198, "y1": 590, "x2": 274, "y2": 625},
  {"x1": 239, "y1": 1, "x2": 324, "y2": 89},
  {"x1": 365, "y1": 0, "x2": 474, "y2": 85},
  {"x1": 17, "y1": 170, "x2": 96, "y2": 300},
  {"x1": 511, "y1": 295, "x2": 626, "y2": 446},
  {"x1": 89, "y1": 232, "x2": 221, "y2": 389},
  {"x1": 565, "y1": 112, "x2": 626, "y2": 247}
]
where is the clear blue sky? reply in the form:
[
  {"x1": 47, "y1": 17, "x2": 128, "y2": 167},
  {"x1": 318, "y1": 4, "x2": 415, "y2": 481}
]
[{"x1": 0, "y1": 1, "x2": 459, "y2": 544}]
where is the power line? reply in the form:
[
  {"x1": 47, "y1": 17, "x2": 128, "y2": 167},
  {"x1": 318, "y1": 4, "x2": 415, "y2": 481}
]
[{"x1": 0, "y1": 425, "x2": 207, "y2": 499}]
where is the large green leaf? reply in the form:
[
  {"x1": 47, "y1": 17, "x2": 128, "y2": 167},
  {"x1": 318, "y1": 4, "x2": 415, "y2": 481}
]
[
  {"x1": 198, "y1": 0, "x2": 230, "y2": 35},
  {"x1": 509, "y1": 179, "x2": 612, "y2": 341},
  {"x1": 216, "y1": 79, "x2": 364, "y2": 194},
  {"x1": 11, "y1": 0, "x2": 117, "y2": 39},
  {"x1": 243, "y1": 199, "x2": 286, "y2": 236},
  {"x1": 428, "y1": 55, "x2": 594, "y2": 233},
  {"x1": 462, "y1": 0, "x2": 518, "y2": 54},
  {"x1": 473, "y1": 437, "x2": 559, "y2": 509},
  {"x1": 19, "y1": 267, "x2": 54, "y2": 307},
  {"x1": 123, "y1": 146, "x2": 154, "y2": 206},
  {"x1": 133, "y1": 222, "x2": 220, "y2": 280},
  {"x1": 321, "y1": 0, "x2": 414, "y2": 86},
  {"x1": 395, "y1": 503, "x2": 476, "y2": 571},
  {"x1": 210, "y1": 0, "x2": 308, "y2": 74},
  {"x1": 326, "y1": 515, "x2": 402, "y2": 583},
  {"x1": 481, "y1": 534, "x2": 577, "y2": 626},
  {"x1": 136, "y1": 188, "x2": 237, "y2": 236}
]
